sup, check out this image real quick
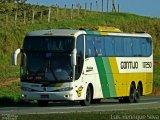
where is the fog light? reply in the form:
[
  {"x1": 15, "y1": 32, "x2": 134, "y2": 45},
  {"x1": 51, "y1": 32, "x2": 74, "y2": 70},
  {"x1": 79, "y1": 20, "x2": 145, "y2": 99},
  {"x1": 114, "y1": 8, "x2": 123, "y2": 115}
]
[
  {"x1": 22, "y1": 94, "x2": 27, "y2": 98},
  {"x1": 64, "y1": 94, "x2": 73, "y2": 98},
  {"x1": 64, "y1": 95, "x2": 69, "y2": 98}
]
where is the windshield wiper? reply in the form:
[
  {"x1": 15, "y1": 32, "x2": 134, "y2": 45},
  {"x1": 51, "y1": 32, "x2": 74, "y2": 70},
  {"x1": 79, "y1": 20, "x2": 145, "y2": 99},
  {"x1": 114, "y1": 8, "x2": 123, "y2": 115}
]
[{"x1": 49, "y1": 67, "x2": 58, "y2": 81}]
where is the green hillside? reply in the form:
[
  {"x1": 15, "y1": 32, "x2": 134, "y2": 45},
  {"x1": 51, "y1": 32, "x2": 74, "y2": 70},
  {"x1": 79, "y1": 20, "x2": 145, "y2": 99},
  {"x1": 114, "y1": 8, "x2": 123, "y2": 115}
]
[{"x1": 0, "y1": 3, "x2": 160, "y2": 86}]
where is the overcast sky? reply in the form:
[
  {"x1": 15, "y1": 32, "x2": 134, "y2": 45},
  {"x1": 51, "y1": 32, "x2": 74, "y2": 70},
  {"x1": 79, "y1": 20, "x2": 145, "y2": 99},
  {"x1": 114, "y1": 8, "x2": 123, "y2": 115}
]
[{"x1": 27, "y1": 0, "x2": 160, "y2": 18}]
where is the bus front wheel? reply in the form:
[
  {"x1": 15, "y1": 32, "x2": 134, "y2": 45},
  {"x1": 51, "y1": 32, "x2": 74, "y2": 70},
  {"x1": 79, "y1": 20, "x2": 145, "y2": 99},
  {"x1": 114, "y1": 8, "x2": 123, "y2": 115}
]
[{"x1": 80, "y1": 86, "x2": 92, "y2": 106}]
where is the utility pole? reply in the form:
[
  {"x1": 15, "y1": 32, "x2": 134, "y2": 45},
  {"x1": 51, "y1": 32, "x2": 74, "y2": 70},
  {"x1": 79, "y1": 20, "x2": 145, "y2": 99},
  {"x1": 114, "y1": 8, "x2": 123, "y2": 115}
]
[
  {"x1": 107, "y1": 0, "x2": 109, "y2": 13},
  {"x1": 96, "y1": 1, "x2": 98, "y2": 12},
  {"x1": 112, "y1": 0, "x2": 116, "y2": 12},
  {"x1": 118, "y1": 4, "x2": 120, "y2": 13},
  {"x1": 48, "y1": 7, "x2": 51, "y2": 23},
  {"x1": 102, "y1": 0, "x2": 104, "y2": 12}
]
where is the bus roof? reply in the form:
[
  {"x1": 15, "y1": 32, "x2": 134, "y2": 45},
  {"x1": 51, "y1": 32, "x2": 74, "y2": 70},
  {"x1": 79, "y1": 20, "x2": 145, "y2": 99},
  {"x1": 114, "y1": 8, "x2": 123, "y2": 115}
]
[
  {"x1": 108, "y1": 33, "x2": 152, "y2": 38},
  {"x1": 26, "y1": 29, "x2": 85, "y2": 37},
  {"x1": 26, "y1": 28, "x2": 151, "y2": 38}
]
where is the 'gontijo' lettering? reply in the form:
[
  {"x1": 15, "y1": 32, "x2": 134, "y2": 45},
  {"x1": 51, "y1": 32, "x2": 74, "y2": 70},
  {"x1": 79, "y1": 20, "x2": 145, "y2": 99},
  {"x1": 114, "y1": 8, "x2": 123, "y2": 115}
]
[{"x1": 121, "y1": 61, "x2": 138, "y2": 69}]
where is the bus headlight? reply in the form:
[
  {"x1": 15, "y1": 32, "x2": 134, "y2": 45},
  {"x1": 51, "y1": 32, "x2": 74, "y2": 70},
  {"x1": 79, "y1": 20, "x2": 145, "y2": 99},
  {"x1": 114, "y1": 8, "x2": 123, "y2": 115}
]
[
  {"x1": 21, "y1": 87, "x2": 32, "y2": 91},
  {"x1": 59, "y1": 87, "x2": 73, "y2": 91}
]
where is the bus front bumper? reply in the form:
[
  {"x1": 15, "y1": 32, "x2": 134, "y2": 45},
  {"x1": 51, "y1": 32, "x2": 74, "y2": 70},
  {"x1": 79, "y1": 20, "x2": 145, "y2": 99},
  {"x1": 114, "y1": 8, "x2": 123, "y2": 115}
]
[{"x1": 21, "y1": 91, "x2": 75, "y2": 101}]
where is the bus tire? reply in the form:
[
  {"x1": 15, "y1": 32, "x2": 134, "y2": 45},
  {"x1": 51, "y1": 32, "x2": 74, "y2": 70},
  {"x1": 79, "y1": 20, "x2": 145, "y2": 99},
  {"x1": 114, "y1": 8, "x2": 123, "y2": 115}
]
[
  {"x1": 125, "y1": 84, "x2": 136, "y2": 103},
  {"x1": 37, "y1": 100, "x2": 48, "y2": 107},
  {"x1": 80, "y1": 86, "x2": 92, "y2": 106},
  {"x1": 134, "y1": 84, "x2": 141, "y2": 103}
]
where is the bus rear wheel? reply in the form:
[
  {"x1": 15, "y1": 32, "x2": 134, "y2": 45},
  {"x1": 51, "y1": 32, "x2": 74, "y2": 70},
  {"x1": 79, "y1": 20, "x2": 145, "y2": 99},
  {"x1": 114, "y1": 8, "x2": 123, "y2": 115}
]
[
  {"x1": 125, "y1": 84, "x2": 136, "y2": 103},
  {"x1": 134, "y1": 84, "x2": 141, "y2": 103},
  {"x1": 80, "y1": 86, "x2": 92, "y2": 106}
]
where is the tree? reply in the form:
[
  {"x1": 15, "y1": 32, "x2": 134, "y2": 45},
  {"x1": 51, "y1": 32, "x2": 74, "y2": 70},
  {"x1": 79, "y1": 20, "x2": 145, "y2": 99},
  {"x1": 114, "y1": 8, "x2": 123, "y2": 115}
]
[
  {"x1": 0, "y1": 0, "x2": 15, "y2": 3},
  {"x1": 0, "y1": 0, "x2": 27, "y2": 3}
]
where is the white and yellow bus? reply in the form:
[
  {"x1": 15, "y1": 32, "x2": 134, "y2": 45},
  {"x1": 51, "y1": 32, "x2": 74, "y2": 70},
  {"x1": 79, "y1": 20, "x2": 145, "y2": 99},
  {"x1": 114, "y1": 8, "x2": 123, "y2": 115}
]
[{"x1": 12, "y1": 27, "x2": 153, "y2": 106}]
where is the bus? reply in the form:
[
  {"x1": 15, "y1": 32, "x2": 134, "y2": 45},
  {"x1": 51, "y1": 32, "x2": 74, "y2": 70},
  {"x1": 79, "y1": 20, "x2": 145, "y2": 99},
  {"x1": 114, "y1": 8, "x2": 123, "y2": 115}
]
[{"x1": 12, "y1": 27, "x2": 153, "y2": 106}]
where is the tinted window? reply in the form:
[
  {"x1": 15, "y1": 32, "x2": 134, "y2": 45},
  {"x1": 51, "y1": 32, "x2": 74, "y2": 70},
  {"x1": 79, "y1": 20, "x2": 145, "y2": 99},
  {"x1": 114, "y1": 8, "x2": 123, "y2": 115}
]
[
  {"x1": 85, "y1": 35, "x2": 152, "y2": 57},
  {"x1": 76, "y1": 35, "x2": 84, "y2": 80},
  {"x1": 95, "y1": 36, "x2": 105, "y2": 56},
  {"x1": 124, "y1": 37, "x2": 133, "y2": 56},
  {"x1": 105, "y1": 36, "x2": 115, "y2": 56},
  {"x1": 23, "y1": 36, "x2": 74, "y2": 52},
  {"x1": 114, "y1": 37, "x2": 124, "y2": 56},
  {"x1": 132, "y1": 38, "x2": 142, "y2": 56},
  {"x1": 146, "y1": 38, "x2": 152, "y2": 56},
  {"x1": 85, "y1": 36, "x2": 96, "y2": 57},
  {"x1": 77, "y1": 35, "x2": 84, "y2": 58}
]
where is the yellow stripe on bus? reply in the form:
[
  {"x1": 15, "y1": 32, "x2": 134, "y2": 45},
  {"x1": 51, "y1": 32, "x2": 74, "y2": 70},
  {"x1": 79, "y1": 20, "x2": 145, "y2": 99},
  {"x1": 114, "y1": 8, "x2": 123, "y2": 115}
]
[
  {"x1": 109, "y1": 57, "x2": 119, "y2": 73},
  {"x1": 109, "y1": 57, "x2": 123, "y2": 97}
]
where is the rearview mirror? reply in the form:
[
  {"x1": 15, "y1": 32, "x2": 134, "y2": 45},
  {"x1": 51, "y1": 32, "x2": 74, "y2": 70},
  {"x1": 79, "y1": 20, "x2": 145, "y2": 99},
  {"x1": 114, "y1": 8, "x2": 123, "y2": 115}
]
[
  {"x1": 71, "y1": 48, "x2": 77, "y2": 66},
  {"x1": 12, "y1": 48, "x2": 21, "y2": 65}
]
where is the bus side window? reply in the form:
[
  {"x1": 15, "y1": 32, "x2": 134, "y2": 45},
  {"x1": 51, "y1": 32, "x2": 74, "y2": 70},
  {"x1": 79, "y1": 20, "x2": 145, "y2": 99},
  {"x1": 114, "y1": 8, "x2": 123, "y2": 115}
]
[
  {"x1": 146, "y1": 38, "x2": 152, "y2": 56},
  {"x1": 142, "y1": 38, "x2": 147, "y2": 56},
  {"x1": 76, "y1": 35, "x2": 84, "y2": 80},
  {"x1": 77, "y1": 35, "x2": 84, "y2": 58},
  {"x1": 105, "y1": 36, "x2": 115, "y2": 56},
  {"x1": 142, "y1": 38, "x2": 152, "y2": 57},
  {"x1": 132, "y1": 38, "x2": 142, "y2": 56},
  {"x1": 94, "y1": 36, "x2": 105, "y2": 56},
  {"x1": 124, "y1": 37, "x2": 133, "y2": 56},
  {"x1": 85, "y1": 35, "x2": 96, "y2": 57},
  {"x1": 114, "y1": 37, "x2": 124, "y2": 56}
]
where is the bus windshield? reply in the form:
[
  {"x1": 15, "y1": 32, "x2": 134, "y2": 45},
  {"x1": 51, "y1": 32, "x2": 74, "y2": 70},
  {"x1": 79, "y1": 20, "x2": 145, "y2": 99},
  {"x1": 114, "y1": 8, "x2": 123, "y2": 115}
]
[
  {"x1": 21, "y1": 36, "x2": 74, "y2": 83},
  {"x1": 23, "y1": 36, "x2": 74, "y2": 52}
]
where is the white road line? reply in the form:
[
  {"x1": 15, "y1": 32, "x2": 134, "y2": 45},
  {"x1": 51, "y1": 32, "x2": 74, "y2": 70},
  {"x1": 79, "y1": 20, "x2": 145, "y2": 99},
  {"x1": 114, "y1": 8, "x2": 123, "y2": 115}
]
[
  {"x1": 129, "y1": 102, "x2": 159, "y2": 105},
  {"x1": 49, "y1": 106, "x2": 84, "y2": 110}
]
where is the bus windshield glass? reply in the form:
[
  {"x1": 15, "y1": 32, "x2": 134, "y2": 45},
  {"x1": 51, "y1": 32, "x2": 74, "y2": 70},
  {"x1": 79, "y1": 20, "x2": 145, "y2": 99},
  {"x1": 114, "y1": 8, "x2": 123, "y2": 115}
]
[
  {"x1": 23, "y1": 36, "x2": 74, "y2": 52},
  {"x1": 21, "y1": 36, "x2": 74, "y2": 83}
]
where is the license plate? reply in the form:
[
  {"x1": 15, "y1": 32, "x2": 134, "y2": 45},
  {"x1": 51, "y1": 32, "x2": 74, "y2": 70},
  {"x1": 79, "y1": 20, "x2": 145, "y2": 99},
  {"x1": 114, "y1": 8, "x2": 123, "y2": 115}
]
[{"x1": 41, "y1": 94, "x2": 49, "y2": 99}]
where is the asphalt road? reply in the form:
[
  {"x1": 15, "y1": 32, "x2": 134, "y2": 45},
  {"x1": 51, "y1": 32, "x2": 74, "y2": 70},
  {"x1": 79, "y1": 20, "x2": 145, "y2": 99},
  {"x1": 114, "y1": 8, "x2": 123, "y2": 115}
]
[{"x1": 0, "y1": 96, "x2": 160, "y2": 115}]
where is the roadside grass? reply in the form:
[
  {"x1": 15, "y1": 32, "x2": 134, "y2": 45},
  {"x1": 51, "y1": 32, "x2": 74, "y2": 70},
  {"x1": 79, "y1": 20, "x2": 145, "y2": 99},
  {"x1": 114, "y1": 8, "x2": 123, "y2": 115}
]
[
  {"x1": 5, "y1": 109, "x2": 159, "y2": 120},
  {"x1": 0, "y1": 80, "x2": 22, "y2": 106},
  {"x1": 152, "y1": 87, "x2": 160, "y2": 96},
  {"x1": 154, "y1": 61, "x2": 160, "y2": 87}
]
